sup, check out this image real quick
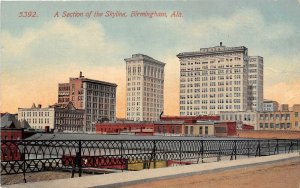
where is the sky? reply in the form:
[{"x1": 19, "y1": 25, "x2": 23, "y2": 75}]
[{"x1": 1, "y1": 0, "x2": 300, "y2": 117}]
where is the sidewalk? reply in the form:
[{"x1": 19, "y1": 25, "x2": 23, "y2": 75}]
[
  {"x1": 124, "y1": 156, "x2": 300, "y2": 188},
  {"x1": 4, "y1": 153, "x2": 300, "y2": 188}
]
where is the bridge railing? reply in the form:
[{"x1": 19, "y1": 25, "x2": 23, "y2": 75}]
[{"x1": 1, "y1": 139, "x2": 299, "y2": 182}]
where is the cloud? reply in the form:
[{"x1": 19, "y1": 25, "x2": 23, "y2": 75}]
[
  {"x1": 1, "y1": 19, "x2": 126, "y2": 71},
  {"x1": 158, "y1": 8, "x2": 295, "y2": 54},
  {"x1": 0, "y1": 20, "x2": 128, "y2": 116},
  {"x1": 189, "y1": 8, "x2": 294, "y2": 41}
]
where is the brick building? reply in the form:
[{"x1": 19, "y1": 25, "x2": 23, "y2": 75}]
[
  {"x1": 58, "y1": 72, "x2": 117, "y2": 132},
  {"x1": 96, "y1": 115, "x2": 243, "y2": 137},
  {"x1": 96, "y1": 121, "x2": 154, "y2": 135}
]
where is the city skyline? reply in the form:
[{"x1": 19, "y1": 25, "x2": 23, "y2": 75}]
[{"x1": 1, "y1": 1, "x2": 300, "y2": 118}]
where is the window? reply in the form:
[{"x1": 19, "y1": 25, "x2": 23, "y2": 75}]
[
  {"x1": 265, "y1": 123, "x2": 269, "y2": 128},
  {"x1": 295, "y1": 112, "x2": 299, "y2": 118},
  {"x1": 176, "y1": 126, "x2": 180, "y2": 134},
  {"x1": 199, "y1": 127, "x2": 203, "y2": 135},
  {"x1": 185, "y1": 126, "x2": 188, "y2": 135},
  {"x1": 190, "y1": 127, "x2": 194, "y2": 135},
  {"x1": 205, "y1": 127, "x2": 209, "y2": 135}
]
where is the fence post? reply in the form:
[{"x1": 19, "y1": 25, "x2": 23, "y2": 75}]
[
  {"x1": 268, "y1": 140, "x2": 270, "y2": 156},
  {"x1": 247, "y1": 141, "x2": 250, "y2": 158},
  {"x1": 78, "y1": 140, "x2": 82, "y2": 177},
  {"x1": 234, "y1": 140, "x2": 237, "y2": 160},
  {"x1": 22, "y1": 141, "x2": 27, "y2": 183},
  {"x1": 121, "y1": 140, "x2": 124, "y2": 172},
  {"x1": 285, "y1": 140, "x2": 287, "y2": 153},
  {"x1": 201, "y1": 140, "x2": 204, "y2": 163},
  {"x1": 217, "y1": 141, "x2": 221, "y2": 161},
  {"x1": 256, "y1": 140, "x2": 261, "y2": 157},
  {"x1": 259, "y1": 140, "x2": 261, "y2": 157},
  {"x1": 179, "y1": 140, "x2": 182, "y2": 164},
  {"x1": 153, "y1": 140, "x2": 156, "y2": 169},
  {"x1": 73, "y1": 140, "x2": 82, "y2": 178},
  {"x1": 289, "y1": 140, "x2": 293, "y2": 153}
]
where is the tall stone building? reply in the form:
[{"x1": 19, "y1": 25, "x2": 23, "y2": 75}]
[
  {"x1": 125, "y1": 54, "x2": 165, "y2": 121},
  {"x1": 58, "y1": 72, "x2": 117, "y2": 132},
  {"x1": 177, "y1": 43, "x2": 263, "y2": 116},
  {"x1": 248, "y1": 56, "x2": 263, "y2": 111}
]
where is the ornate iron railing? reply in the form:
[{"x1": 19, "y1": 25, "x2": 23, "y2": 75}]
[{"x1": 1, "y1": 139, "x2": 299, "y2": 182}]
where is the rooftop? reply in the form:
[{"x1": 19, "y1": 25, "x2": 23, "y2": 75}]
[
  {"x1": 124, "y1": 54, "x2": 165, "y2": 66},
  {"x1": 69, "y1": 72, "x2": 117, "y2": 87},
  {"x1": 177, "y1": 43, "x2": 247, "y2": 58},
  {"x1": 25, "y1": 133, "x2": 244, "y2": 141}
]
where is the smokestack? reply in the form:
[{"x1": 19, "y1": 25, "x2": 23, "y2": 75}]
[
  {"x1": 159, "y1": 111, "x2": 164, "y2": 120},
  {"x1": 220, "y1": 42, "x2": 222, "y2": 46}
]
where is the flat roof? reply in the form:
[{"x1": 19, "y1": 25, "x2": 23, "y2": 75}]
[{"x1": 177, "y1": 45, "x2": 247, "y2": 58}]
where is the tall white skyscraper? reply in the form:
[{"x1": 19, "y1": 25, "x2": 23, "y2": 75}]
[
  {"x1": 177, "y1": 43, "x2": 263, "y2": 116},
  {"x1": 125, "y1": 54, "x2": 165, "y2": 121},
  {"x1": 248, "y1": 56, "x2": 263, "y2": 111}
]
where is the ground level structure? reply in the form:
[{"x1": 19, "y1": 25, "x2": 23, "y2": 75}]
[{"x1": 4, "y1": 153, "x2": 300, "y2": 188}]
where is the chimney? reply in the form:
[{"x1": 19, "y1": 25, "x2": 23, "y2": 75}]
[
  {"x1": 38, "y1": 104, "x2": 42, "y2": 108},
  {"x1": 79, "y1": 71, "x2": 83, "y2": 78},
  {"x1": 220, "y1": 42, "x2": 222, "y2": 46}
]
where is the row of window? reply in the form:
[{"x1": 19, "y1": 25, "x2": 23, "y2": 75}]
[
  {"x1": 180, "y1": 92, "x2": 243, "y2": 99},
  {"x1": 185, "y1": 126, "x2": 209, "y2": 135},
  {"x1": 180, "y1": 81, "x2": 242, "y2": 88},
  {"x1": 259, "y1": 113, "x2": 299, "y2": 120},
  {"x1": 127, "y1": 65, "x2": 164, "y2": 78},
  {"x1": 21, "y1": 111, "x2": 51, "y2": 117},
  {"x1": 25, "y1": 118, "x2": 50, "y2": 124},
  {"x1": 221, "y1": 114, "x2": 256, "y2": 121},
  {"x1": 180, "y1": 98, "x2": 242, "y2": 104},
  {"x1": 86, "y1": 83, "x2": 116, "y2": 92},
  {"x1": 86, "y1": 91, "x2": 116, "y2": 98},
  {"x1": 259, "y1": 122, "x2": 299, "y2": 129},
  {"x1": 180, "y1": 105, "x2": 241, "y2": 111}
]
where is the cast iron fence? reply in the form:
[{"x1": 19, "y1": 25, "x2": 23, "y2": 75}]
[{"x1": 1, "y1": 139, "x2": 299, "y2": 182}]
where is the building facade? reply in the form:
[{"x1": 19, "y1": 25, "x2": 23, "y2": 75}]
[
  {"x1": 51, "y1": 102, "x2": 85, "y2": 132},
  {"x1": 58, "y1": 72, "x2": 117, "y2": 132},
  {"x1": 257, "y1": 104, "x2": 300, "y2": 131},
  {"x1": 248, "y1": 56, "x2": 263, "y2": 111},
  {"x1": 263, "y1": 100, "x2": 279, "y2": 112},
  {"x1": 18, "y1": 104, "x2": 55, "y2": 130},
  {"x1": 220, "y1": 111, "x2": 258, "y2": 129},
  {"x1": 125, "y1": 54, "x2": 165, "y2": 121},
  {"x1": 18, "y1": 102, "x2": 84, "y2": 131},
  {"x1": 177, "y1": 43, "x2": 263, "y2": 116}
]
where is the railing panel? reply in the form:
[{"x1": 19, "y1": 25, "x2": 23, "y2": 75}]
[{"x1": 1, "y1": 139, "x2": 300, "y2": 178}]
